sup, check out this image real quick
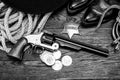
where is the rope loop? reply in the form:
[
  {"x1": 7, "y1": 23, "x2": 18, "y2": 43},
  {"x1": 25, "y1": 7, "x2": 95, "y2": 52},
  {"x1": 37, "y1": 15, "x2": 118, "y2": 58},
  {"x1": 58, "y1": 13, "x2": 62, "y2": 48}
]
[{"x1": 0, "y1": 1, "x2": 52, "y2": 52}]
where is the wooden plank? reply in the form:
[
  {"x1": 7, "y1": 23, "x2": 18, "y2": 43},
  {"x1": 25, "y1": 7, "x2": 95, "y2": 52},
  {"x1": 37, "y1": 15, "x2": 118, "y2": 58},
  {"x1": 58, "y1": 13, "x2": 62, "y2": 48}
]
[{"x1": 0, "y1": 5, "x2": 120, "y2": 80}]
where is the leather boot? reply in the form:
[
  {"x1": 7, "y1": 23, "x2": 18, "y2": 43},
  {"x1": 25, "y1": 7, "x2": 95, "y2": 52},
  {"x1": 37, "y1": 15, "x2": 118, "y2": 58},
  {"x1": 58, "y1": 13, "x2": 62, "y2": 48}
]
[
  {"x1": 67, "y1": 0, "x2": 95, "y2": 16},
  {"x1": 81, "y1": 0, "x2": 119, "y2": 28}
]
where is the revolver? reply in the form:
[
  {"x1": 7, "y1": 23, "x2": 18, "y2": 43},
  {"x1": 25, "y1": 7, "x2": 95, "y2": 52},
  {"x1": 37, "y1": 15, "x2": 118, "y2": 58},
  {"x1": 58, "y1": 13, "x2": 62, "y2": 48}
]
[{"x1": 8, "y1": 31, "x2": 109, "y2": 60}]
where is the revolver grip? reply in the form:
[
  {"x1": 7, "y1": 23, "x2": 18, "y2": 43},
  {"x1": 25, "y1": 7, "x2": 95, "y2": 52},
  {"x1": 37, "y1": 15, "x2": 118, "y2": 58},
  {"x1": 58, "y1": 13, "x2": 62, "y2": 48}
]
[{"x1": 8, "y1": 37, "x2": 28, "y2": 60}]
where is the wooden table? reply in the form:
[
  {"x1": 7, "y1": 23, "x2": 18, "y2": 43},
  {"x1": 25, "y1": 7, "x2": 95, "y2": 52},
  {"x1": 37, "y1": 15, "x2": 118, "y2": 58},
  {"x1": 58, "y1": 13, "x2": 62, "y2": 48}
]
[{"x1": 0, "y1": 9, "x2": 120, "y2": 80}]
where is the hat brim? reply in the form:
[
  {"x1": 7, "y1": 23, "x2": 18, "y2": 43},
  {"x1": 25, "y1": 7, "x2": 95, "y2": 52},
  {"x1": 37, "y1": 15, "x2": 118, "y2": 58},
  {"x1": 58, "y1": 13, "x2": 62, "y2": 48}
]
[{"x1": 1, "y1": 0, "x2": 68, "y2": 14}]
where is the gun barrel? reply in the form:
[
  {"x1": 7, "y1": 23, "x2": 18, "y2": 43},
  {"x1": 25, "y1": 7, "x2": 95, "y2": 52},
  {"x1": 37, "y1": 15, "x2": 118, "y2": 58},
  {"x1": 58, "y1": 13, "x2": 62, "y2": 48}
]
[{"x1": 41, "y1": 32, "x2": 109, "y2": 57}]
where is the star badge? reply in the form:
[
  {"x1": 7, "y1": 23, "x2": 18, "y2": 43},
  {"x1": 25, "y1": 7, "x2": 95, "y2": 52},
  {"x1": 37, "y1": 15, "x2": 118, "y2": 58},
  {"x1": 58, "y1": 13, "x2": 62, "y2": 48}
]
[{"x1": 62, "y1": 22, "x2": 80, "y2": 39}]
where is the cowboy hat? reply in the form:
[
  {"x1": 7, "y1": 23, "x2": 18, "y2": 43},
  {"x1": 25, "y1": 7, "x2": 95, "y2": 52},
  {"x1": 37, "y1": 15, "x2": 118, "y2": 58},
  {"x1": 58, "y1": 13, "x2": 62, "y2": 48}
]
[{"x1": 1, "y1": 0, "x2": 68, "y2": 14}]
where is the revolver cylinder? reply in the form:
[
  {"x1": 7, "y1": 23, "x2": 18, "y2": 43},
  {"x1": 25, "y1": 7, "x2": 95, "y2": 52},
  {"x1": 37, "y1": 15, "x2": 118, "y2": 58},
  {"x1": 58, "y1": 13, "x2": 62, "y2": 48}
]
[{"x1": 41, "y1": 32, "x2": 109, "y2": 57}]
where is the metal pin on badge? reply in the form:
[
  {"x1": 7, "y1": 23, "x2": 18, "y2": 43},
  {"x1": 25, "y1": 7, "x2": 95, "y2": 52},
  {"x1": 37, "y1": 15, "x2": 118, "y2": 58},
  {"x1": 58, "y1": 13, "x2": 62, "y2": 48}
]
[{"x1": 62, "y1": 22, "x2": 80, "y2": 39}]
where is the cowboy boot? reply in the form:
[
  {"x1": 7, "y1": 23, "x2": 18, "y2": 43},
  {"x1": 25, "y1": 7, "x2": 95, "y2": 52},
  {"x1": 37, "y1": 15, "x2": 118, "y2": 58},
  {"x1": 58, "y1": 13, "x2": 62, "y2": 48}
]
[
  {"x1": 67, "y1": 0, "x2": 95, "y2": 16},
  {"x1": 81, "y1": 0, "x2": 119, "y2": 28}
]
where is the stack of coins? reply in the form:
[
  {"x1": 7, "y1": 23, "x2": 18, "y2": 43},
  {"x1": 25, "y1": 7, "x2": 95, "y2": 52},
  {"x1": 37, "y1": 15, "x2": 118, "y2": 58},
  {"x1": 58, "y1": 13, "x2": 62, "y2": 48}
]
[{"x1": 40, "y1": 50, "x2": 72, "y2": 71}]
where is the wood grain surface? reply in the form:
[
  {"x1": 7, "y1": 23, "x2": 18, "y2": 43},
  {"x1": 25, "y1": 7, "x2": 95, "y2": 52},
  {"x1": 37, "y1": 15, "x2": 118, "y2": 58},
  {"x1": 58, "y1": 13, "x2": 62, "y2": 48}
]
[{"x1": 0, "y1": 8, "x2": 120, "y2": 80}]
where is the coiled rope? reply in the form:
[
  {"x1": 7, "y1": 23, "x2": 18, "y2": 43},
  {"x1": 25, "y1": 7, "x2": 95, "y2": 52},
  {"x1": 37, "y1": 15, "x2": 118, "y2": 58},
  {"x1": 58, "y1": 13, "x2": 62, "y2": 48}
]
[
  {"x1": 0, "y1": 1, "x2": 52, "y2": 52},
  {"x1": 112, "y1": 11, "x2": 120, "y2": 50}
]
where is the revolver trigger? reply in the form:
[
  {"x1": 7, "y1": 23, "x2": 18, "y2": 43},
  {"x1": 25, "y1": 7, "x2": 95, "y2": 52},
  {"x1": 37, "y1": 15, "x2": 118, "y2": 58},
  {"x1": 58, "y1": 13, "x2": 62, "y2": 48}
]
[{"x1": 23, "y1": 43, "x2": 33, "y2": 52}]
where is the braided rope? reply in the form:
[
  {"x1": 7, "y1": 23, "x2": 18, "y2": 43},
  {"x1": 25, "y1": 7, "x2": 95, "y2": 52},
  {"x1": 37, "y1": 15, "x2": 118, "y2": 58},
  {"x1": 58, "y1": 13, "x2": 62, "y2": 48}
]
[{"x1": 0, "y1": 2, "x2": 52, "y2": 52}]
